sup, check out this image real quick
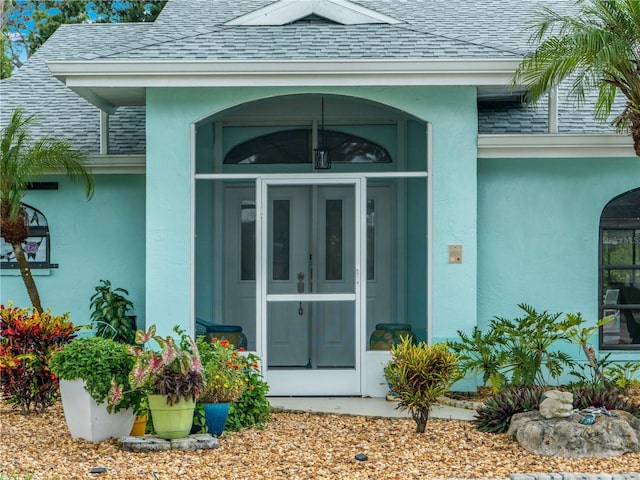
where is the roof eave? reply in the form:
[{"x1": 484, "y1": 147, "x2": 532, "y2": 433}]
[{"x1": 47, "y1": 58, "x2": 525, "y2": 107}]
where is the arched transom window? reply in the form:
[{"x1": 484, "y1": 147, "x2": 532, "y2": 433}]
[{"x1": 224, "y1": 129, "x2": 392, "y2": 165}]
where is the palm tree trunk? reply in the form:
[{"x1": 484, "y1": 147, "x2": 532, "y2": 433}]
[
  {"x1": 630, "y1": 110, "x2": 640, "y2": 157},
  {"x1": 12, "y1": 242, "x2": 43, "y2": 313}
]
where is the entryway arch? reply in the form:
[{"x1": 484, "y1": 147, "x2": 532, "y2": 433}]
[{"x1": 193, "y1": 92, "x2": 430, "y2": 396}]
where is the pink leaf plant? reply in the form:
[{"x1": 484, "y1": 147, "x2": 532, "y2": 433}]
[{"x1": 111, "y1": 325, "x2": 205, "y2": 407}]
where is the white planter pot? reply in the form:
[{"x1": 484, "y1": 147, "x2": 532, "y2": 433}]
[{"x1": 59, "y1": 379, "x2": 135, "y2": 441}]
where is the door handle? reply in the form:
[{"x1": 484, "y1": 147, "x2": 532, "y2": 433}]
[{"x1": 297, "y1": 272, "x2": 305, "y2": 315}]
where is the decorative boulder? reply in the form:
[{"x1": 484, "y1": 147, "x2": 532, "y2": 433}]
[
  {"x1": 507, "y1": 410, "x2": 640, "y2": 458},
  {"x1": 539, "y1": 389, "x2": 573, "y2": 419}
]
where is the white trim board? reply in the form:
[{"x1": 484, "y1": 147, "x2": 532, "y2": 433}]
[
  {"x1": 88, "y1": 154, "x2": 146, "y2": 173},
  {"x1": 478, "y1": 134, "x2": 636, "y2": 159},
  {"x1": 48, "y1": 58, "x2": 524, "y2": 109}
]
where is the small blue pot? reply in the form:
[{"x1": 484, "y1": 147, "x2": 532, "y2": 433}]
[{"x1": 203, "y1": 402, "x2": 230, "y2": 436}]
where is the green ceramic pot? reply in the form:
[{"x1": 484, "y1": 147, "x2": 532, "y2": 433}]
[{"x1": 147, "y1": 394, "x2": 196, "y2": 439}]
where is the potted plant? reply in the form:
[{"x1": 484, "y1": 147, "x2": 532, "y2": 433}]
[
  {"x1": 89, "y1": 280, "x2": 135, "y2": 344},
  {"x1": 49, "y1": 336, "x2": 143, "y2": 441},
  {"x1": 117, "y1": 325, "x2": 205, "y2": 439},
  {"x1": 196, "y1": 336, "x2": 247, "y2": 436}
]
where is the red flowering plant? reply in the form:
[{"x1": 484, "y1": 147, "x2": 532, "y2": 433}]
[
  {"x1": 195, "y1": 336, "x2": 247, "y2": 403},
  {"x1": 110, "y1": 325, "x2": 205, "y2": 407},
  {"x1": 0, "y1": 302, "x2": 77, "y2": 413}
]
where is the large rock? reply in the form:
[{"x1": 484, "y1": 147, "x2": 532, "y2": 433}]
[
  {"x1": 507, "y1": 410, "x2": 640, "y2": 458},
  {"x1": 539, "y1": 390, "x2": 573, "y2": 419}
]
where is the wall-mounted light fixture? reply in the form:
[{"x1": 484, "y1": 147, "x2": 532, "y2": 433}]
[{"x1": 314, "y1": 98, "x2": 331, "y2": 170}]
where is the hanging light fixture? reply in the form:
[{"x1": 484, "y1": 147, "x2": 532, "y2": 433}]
[{"x1": 314, "y1": 98, "x2": 331, "y2": 170}]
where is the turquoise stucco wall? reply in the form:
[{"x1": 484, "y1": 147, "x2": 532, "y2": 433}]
[
  {"x1": 0, "y1": 175, "x2": 146, "y2": 327},
  {"x1": 146, "y1": 85, "x2": 478, "y2": 341},
  {"x1": 478, "y1": 156, "x2": 640, "y2": 362}
]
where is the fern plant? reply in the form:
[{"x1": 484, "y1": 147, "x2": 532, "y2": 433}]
[{"x1": 90, "y1": 279, "x2": 135, "y2": 344}]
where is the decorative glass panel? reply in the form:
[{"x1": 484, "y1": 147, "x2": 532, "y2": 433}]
[
  {"x1": 240, "y1": 201, "x2": 256, "y2": 281},
  {"x1": 325, "y1": 199, "x2": 343, "y2": 281},
  {"x1": 224, "y1": 129, "x2": 391, "y2": 164},
  {"x1": 273, "y1": 200, "x2": 290, "y2": 281},
  {"x1": 367, "y1": 199, "x2": 375, "y2": 281},
  {"x1": 225, "y1": 130, "x2": 311, "y2": 164},
  {"x1": 0, "y1": 203, "x2": 52, "y2": 269}
]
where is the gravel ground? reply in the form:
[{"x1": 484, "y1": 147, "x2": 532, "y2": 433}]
[{"x1": 2, "y1": 401, "x2": 640, "y2": 480}]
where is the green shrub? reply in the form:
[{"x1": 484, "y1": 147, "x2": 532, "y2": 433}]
[
  {"x1": 0, "y1": 304, "x2": 77, "y2": 413},
  {"x1": 49, "y1": 336, "x2": 143, "y2": 413},
  {"x1": 227, "y1": 351, "x2": 271, "y2": 431},
  {"x1": 385, "y1": 337, "x2": 459, "y2": 433},
  {"x1": 449, "y1": 326, "x2": 505, "y2": 392},
  {"x1": 490, "y1": 304, "x2": 579, "y2": 387},
  {"x1": 603, "y1": 362, "x2": 640, "y2": 392},
  {"x1": 473, "y1": 386, "x2": 546, "y2": 433}
]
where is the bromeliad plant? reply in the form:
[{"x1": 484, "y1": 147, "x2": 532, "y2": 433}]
[{"x1": 112, "y1": 325, "x2": 205, "y2": 407}]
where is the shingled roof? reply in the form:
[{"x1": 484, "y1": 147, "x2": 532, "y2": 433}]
[{"x1": 0, "y1": 0, "x2": 624, "y2": 157}]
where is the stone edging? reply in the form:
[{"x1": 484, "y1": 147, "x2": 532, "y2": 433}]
[
  {"x1": 437, "y1": 395, "x2": 484, "y2": 411},
  {"x1": 510, "y1": 474, "x2": 640, "y2": 480}
]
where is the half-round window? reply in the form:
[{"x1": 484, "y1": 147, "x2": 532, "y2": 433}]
[
  {"x1": 599, "y1": 188, "x2": 640, "y2": 348},
  {"x1": 0, "y1": 204, "x2": 53, "y2": 269},
  {"x1": 224, "y1": 129, "x2": 392, "y2": 165}
]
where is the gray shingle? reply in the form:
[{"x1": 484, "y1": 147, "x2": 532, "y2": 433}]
[{"x1": 0, "y1": 0, "x2": 629, "y2": 150}]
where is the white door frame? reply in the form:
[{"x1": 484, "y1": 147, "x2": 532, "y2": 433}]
[{"x1": 257, "y1": 175, "x2": 366, "y2": 395}]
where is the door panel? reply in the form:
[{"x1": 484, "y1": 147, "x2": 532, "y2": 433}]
[
  {"x1": 223, "y1": 188, "x2": 257, "y2": 349},
  {"x1": 314, "y1": 187, "x2": 356, "y2": 368},
  {"x1": 266, "y1": 187, "x2": 311, "y2": 366}
]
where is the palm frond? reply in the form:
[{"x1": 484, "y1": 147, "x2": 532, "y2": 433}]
[
  {"x1": 514, "y1": 0, "x2": 640, "y2": 127},
  {"x1": 0, "y1": 106, "x2": 94, "y2": 221}
]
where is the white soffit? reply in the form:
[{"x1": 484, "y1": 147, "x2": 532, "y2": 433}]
[{"x1": 226, "y1": 0, "x2": 402, "y2": 26}]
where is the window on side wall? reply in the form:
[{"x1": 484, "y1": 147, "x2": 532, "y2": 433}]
[
  {"x1": 599, "y1": 188, "x2": 640, "y2": 349},
  {"x1": 0, "y1": 203, "x2": 55, "y2": 270}
]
